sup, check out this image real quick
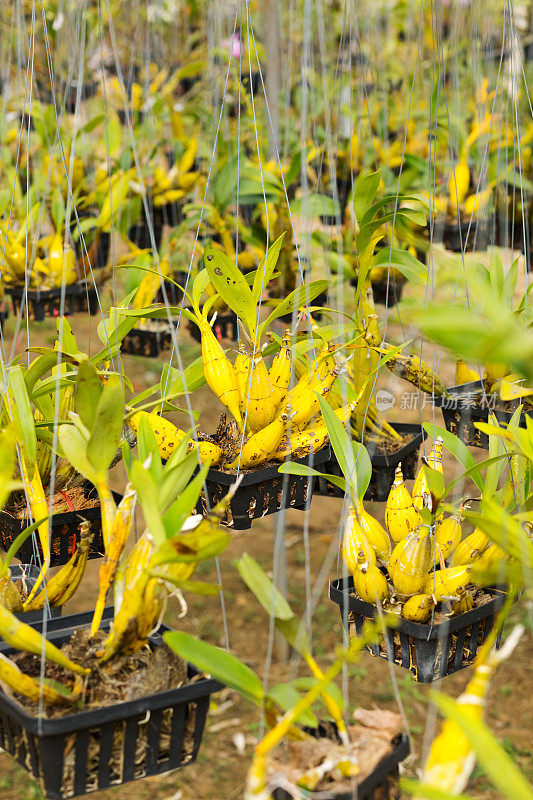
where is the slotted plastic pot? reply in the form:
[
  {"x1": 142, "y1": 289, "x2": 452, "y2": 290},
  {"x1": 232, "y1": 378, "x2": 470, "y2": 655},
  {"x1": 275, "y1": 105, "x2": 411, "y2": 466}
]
[
  {"x1": 434, "y1": 380, "x2": 530, "y2": 449},
  {"x1": 371, "y1": 278, "x2": 406, "y2": 307},
  {"x1": 315, "y1": 423, "x2": 424, "y2": 502},
  {"x1": 441, "y1": 218, "x2": 491, "y2": 253},
  {"x1": 121, "y1": 325, "x2": 174, "y2": 358},
  {"x1": 272, "y1": 732, "x2": 409, "y2": 800},
  {"x1": 6, "y1": 281, "x2": 100, "y2": 323},
  {"x1": 127, "y1": 205, "x2": 164, "y2": 251},
  {"x1": 195, "y1": 446, "x2": 332, "y2": 530},
  {"x1": 188, "y1": 311, "x2": 238, "y2": 343},
  {"x1": 0, "y1": 485, "x2": 121, "y2": 567},
  {"x1": 0, "y1": 608, "x2": 222, "y2": 799},
  {"x1": 329, "y1": 577, "x2": 507, "y2": 683}
]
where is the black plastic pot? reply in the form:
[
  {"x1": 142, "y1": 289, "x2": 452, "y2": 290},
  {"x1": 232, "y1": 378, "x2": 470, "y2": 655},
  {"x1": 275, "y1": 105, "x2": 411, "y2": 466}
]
[
  {"x1": 60, "y1": 79, "x2": 98, "y2": 114},
  {"x1": 272, "y1": 732, "x2": 409, "y2": 800},
  {"x1": 127, "y1": 206, "x2": 164, "y2": 251},
  {"x1": 121, "y1": 324, "x2": 175, "y2": 358},
  {"x1": 188, "y1": 312, "x2": 238, "y2": 343},
  {"x1": 329, "y1": 577, "x2": 506, "y2": 683},
  {"x1": 195, "y1": 446, "x2": 332, "y2": 530},
  {"x1": 371, "y1": 278, "x2": 406, "y2": 307},
  {"x1": 0, "y1": 608, "x2": 222, "y2": 799},
  {"x1": 10, "y1": 564, "x2": 62, "y2": 624},
  {"x1": 156, "y1": 270, "x2": 192, "y2": 307},
  {"x1": 495, "y1": 216, "x2": 530, "y2": 255},
  {"x1": 315, "y1": 423, "x2": 424, "y2": 502},
  {"x1": 6, "y1": 281, "x2": 100, "y2": 322},
  {"x1": 441, "y1": 218, "x2": 492, "y2": 252},
  {"x1": 0, "y1": 484, "x2": 119, "y2": 567},
  {"x1": 434, "y1": 380, "x2": 530, "y2": 450},
  {"x1": 70, "y1": 210, "x2": 110, "y2": 272}
]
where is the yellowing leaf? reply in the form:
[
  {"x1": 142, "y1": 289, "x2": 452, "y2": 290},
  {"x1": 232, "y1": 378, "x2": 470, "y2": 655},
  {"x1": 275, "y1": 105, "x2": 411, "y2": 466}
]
[
  {"x1": 498, "y1": 377, "x2": 533, "y2": 402},
  {"x1": 448, "y1": 162, "x2": 470, "y2": 207},
  {"x1": 463, "y1": 187, "x2": 492, "y2": 217},
  {"x1": 464, "y1": 115, "x2": 492, "y2": 154}
]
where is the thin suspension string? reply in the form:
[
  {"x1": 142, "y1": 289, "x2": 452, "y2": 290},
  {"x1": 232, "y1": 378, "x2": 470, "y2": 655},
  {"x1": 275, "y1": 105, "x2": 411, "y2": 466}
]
[
  {"x1": 248, "y1": 10, "x2": 319, "y2": 358},
  {"x1": 433, "y1": 6, "x2": 507, "y2": 389},
  {"x1": 340, "y1": 0, "x2": 421, "y2": 744},
  {"x1": 507, "y1": 0, "x2": 530, "y2": 287},
  {"x1": 158, "y1": 6, "x2": 241, "y2": 418},
  {"x1": 235, "y1": 0, "x2": 273, "y2": 475},
  {"x1": 34, "y1": 3, "x2": 91, "y2": 626},
  {"x1": 39, "y1": 2, "x2": 116, "y2": 373},
  {"x1": 0, "y1": 0, "x2": 38, "y2": 373}
]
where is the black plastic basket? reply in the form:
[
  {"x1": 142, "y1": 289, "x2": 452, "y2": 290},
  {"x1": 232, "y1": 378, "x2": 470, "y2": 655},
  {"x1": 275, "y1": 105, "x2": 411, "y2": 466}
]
[
  {"x1": 195, "y1": 446, "x2": 332, "y2": 530},
  {"x1": 155, "y1": 270, "x2": 192, "y2": 307},
  {"x1": 315, "y1": 423, "x2": 424, "y2": 502},
  {"x1": 188, "y1": 312, "x2": 238, "y2": 343},
  {"x1": 329, "y1": 577, "x2": 506, "y2": 683},
  {"x1": 0, "y1": 485, "x2": 120, "y2": 567},
  {"x1": 0, "y1": 608, "x2": 222, "y2": 799},
  {"x1": 6, "y1": 281, "x2": 101, "y2": 323},
  {"x1": 434, "y1": 380, "x2": 530, "y2": 450},
  {"x1": 272, "y1": 733, "x2": 409, "y2": 800},
  {"x1": 121, "y1": 325, "x2": 175, "y2": 358},
  {"x1": 495, "y1": 216, "x2": 530, "y2": 253},
  {"x1": 128, "y1": 206, "x2": 164, "y2": 251},
  {"x1": 441, "y1": 218, "x2": 491, "y2": 253},
  {"x1": 371, "y1": 278, "x2": 406, "y2": 307}
]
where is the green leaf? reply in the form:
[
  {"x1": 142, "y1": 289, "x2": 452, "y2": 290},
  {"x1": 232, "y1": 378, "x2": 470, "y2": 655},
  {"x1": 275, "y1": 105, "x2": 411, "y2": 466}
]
[
  {"x1": 462, "y1": 500, "x2": 533, "y2": 571},
  {"x1": 251, "y1": 233, "x2": 285, "y2": 305},
  {"x1": 351, "y1": 171, "x2": 381, "y2": 224},
  {"x1": 159, "y1": 448, "x2": 199, "y2": 510},
  {"x1": 149, "y1": 576, "x2": 219, "y2": 596},
  {"x1": 278, "y1": 462, "x2": 347, "y2": 495},
  {"x1": 236, "y1": 554, "x2": 294, "y2": 621},
  {"x1": 74, "y1": 361, "x2": 103, "y2": 431},
  {"x1": 203, "y1": 242, "x2": 256, "y2": 334},
  {"x1": 372, "y1": 247, "x2": 426, "y2": 284},
  {"x1": 192, "y1": 269, "x2": 211, "y2": 310},
  {"x1": 400, "y1": 778, "x2": 472, "y2": 800},
  {"x1": 98, "y1": 172, "x2": 130, "y2": 231},
  {"x1": 267, "y1": 683, "x2": 318, "y2": 728},
  {"x1": 86, "y1": 375, "x2": 125, "y2": 476},
  {"x1": 164, "y1": 631, "x2": 264, "y2": 704},
  {"x1": 290, "y1": 194, "x2": 341, "y2": 218},
  {"x1": 422, "y1": 463, "x2": 445, "y2": 512},
  {"x1": 262, "y1": 280, "x2": 329, "y2": 333},
  {"x1": 130, "y1": 460, "x2": 167, "y2": 546},
  {"x1": 289, "y1": 677, "x2": 344, "y2": 711},
  {"x1": 137, "y1": 414, "x2": 163, "y2": 483},
  {"x1": 90, "y1": 316, "x2": 137, "y2": 365},
  {"x1": 8, "y1": 366, "x2": 37, "y2": 471},
  {"x1": 423, "y1": 424, "x2": 482, "y2": 491},
  {"x1": 484, "y1": 414, "x2": 509, "y2": 501},
  {"x1": 57, "y1": 423, "x2": 98, "y2": 485},
  {"x1": 0, "y1": 430, "x2": 17, "y2": 512},
  {"x1": 162, "y1": 461, "x2": 209, "y2": 537},
  {"x1": 431, "y1": 692, "x2": 533, "y2": 800},
  {"x1": 317, "y1": 394, "x2": 371, "y2": 501},
  {"x1": 275, "y1": 616, "x2": 311, "y2": 657},
  {"x1": 79, "y1": 114, "x2": 105, "y2": 135},
  {"x1": 4, "y1": 516, "x2": 49, "y2": 566}
]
